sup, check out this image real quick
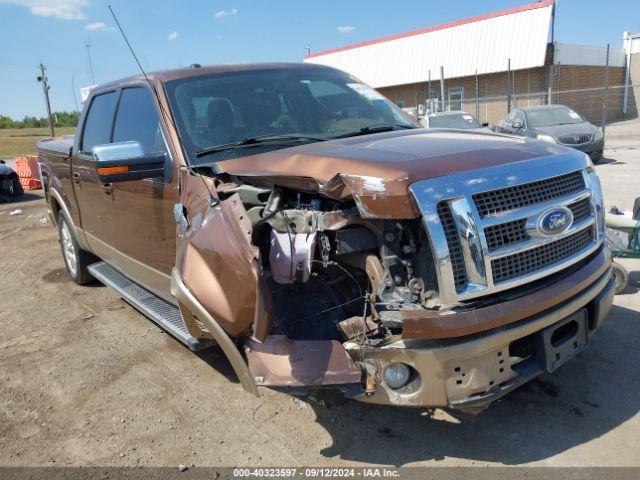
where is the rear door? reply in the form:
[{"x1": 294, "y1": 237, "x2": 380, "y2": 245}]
[{"x1": 71, "y1": 90, "x2": 118, "y2": 250}]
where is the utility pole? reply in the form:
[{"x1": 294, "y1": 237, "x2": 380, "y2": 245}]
[
  {"x1": 85, "y1": 38, "x2": 96, "y2": 85},
  {"x1": 37, "y1": 63, "x2": 55, "y2": 137}
]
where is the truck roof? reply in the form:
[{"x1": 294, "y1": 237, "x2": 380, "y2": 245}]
[{"x1": 95, "y1": 62, "x2": 334, "y2": 90}]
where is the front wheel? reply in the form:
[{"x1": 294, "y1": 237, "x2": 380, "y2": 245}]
[{"x1": 58, "y1": 213, "x2": 95, "y2": 285}]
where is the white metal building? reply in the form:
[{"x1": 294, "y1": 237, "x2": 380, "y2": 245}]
[
  {"x1": 304, "y1": 0, "x2": 558, "y2": 89},
  {"x1": 303, "y1": 0, "x2": 629, "y2": 122}
]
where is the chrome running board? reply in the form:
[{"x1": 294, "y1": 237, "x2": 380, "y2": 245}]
[{"x1": 88, "y1": 261, "x2": 214, "y2": 351}]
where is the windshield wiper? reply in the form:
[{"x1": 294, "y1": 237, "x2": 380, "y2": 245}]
[
  {"x1": 195, "y1": 134, "x2": 326, "y2": 158},
  {"x1": 334, "y1": 123, "x2": 414, "y2": 139}
]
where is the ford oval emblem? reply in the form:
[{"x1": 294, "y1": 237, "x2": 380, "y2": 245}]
[{"x1": 538, "y1": 207, "x2": 573, "y2": 236}]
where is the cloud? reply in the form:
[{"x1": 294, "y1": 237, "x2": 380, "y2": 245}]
[
  {"x1": 337, "y1": 25, "x2": 356, "y2": 34},
  {"x1": 168, "y1": 31, "x2": 179, "y2": 41},
  {"x1": 85, "y1": 22, "x2": 110, "y2": 31},
  {"x1": 215, "y1": 35, "x2": 223, "y2": 40},
  {"x1": 214, "y1": 8, "x2": 237, "y2": 19},
  {"x1": 0, "y1": 0, "x2": 87, "y2": 20}
]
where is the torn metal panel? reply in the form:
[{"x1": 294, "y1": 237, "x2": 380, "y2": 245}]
[
  {"x1": 338, "y1": 316, "x2": 379, "y2": 340},
  {"x1": 245, "y1": 335, "x2": 362, "y2": 387},
  {"x1": 176, "y1": 171, "x2": 264, "y2": 338},
  {"x1": 321, "y1": 173, "x2": 416, "y2": 219}
]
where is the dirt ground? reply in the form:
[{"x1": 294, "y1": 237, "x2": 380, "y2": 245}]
[{"x1": 1, "y1": 149, "x2": 640, "y2": 468}]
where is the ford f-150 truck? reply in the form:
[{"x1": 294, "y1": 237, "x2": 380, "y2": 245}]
[{"x1": 38, "y1": 63, "x2": 614, "y2": 412}]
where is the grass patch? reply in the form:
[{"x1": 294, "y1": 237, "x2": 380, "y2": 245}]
[{"x1": 0, "y1": 127, "x2": 76, "y2": 158}]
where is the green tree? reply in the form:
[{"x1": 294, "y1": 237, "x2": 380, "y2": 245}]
[{"x1": 0, "y1": 111, "x2": 79, "y2": 129}]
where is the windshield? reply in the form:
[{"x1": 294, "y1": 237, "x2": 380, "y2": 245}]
[
  {"x1": 526, "y1": 107, "x2": 584, "y2": 127},
  {"x1": 428, "y1": 113, "x2": 482, "y2": 129},
  {"x1": 164, "y1": 67, "x2": 415, "y2": 164}
]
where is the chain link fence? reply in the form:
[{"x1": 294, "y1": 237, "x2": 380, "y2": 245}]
[{"x1": 406, "y1": 44, "x2": 640, "y2": 151}]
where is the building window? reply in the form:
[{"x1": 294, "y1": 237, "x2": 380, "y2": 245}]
[
  {"x1": 396, "y1": 100, "x2": 406, "y2": 108},
  {"x1": 448, "y1": 87, "x2": 464, "y2": 111}
]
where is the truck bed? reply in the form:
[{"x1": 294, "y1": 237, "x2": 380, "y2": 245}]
[{"x1": 37, "y1": 135, "x2": 75, "y2": 157}]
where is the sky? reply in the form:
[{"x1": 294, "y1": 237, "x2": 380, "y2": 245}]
[{"x1": 0, "y1": 0, "x2": 638, "y2": 119}]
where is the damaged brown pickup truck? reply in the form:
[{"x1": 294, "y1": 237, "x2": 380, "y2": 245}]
[{"x1": 38, "y1": 63, "x2": 614, "y2": 412}]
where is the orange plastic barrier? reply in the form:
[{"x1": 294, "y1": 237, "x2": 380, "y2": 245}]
[{"x1": 14, "y1": 156, "x2": 43, "y2": 191}]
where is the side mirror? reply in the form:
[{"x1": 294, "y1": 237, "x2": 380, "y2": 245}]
[
  {"x1": 92, "y1": 141, "x2": 166, "y2": 183},
  {"x1": 482, "y1": 122, "x2": 489, "y2": 127},
  {"x1": 512, "y1": 121, "x2": 523, "y2": 130}
]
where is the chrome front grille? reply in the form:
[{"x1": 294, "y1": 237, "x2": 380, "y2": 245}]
[
  {"x1": 484, "y1": 197, "x2": 594, "y2": 253},
  {"x1": 437, "y1": 202, "x2": 468, "y2": 289},
  {"x1": 569, "y1": 197, "x2": 592, "y2": 222},
  {"x1": 409, "y1": 153, "x2": 605, "y2": 304},
  {"x1": 491, "y1": 227, "x2": 595, "y2": 284},
  {"x1": 473, "y1": 171, "x2": 585, "y2": 217},
  {"x1": 485, "y1": 219, "x2": 528, "y2": 251},
  {"x1": 559, "y1": 134, "x2": 594, "y2": 145}
]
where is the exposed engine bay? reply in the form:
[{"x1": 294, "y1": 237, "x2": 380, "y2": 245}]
[{"x1": 214, "y1": 178, "x2": 440, "y2": 345}]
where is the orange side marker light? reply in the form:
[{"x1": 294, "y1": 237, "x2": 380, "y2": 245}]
[{"x1": 98, "y1": 166, "x2": 129, "y2": 175}]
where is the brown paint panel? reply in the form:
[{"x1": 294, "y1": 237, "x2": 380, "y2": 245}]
[
  {"x1": 219, "y1": 130, "x2": 571, "y2": 219},
  {"x1": 246, "y1": 335, "x2": 362, "y2": 387},
  {"x1": 402, "y1": 249, "x2": 611, "y2": 339},
  {"x1": 176, "y1": 172, "x2": 261, "y2": 338}
]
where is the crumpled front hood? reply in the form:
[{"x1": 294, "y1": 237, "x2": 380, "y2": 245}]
[{"x1": 218, "y1": 129, "x2": 575, "y2": 218}]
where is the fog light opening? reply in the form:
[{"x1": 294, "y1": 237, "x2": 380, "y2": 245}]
[{"x1": 384, "y1": 363, "x2": 412, "y2": 390}]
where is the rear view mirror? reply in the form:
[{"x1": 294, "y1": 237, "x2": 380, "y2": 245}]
[
  {"x1": 92, "y1": 141, "x2": 166, "y2": 183},
  {"x1": 482, "y1": 122, "x2": 489, "y2": 127}
]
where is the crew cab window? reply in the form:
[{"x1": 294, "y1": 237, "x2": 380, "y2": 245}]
[
  {"x1": 113, "y1": 87, "x2": 165, "y2": 154},
  {"x1": 81, "y1": 91, "x2": 116, "y2": 154}
]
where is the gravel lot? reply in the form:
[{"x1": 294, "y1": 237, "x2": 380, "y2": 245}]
[{"x1": 1, "y1": 148, "x2": 639, "y2": 468}]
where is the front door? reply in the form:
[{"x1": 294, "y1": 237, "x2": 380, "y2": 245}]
[{"x1": 73, "y1": 85, "x2": 178, "y2": 299}]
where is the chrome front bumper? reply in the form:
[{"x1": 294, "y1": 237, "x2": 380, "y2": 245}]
[{"x1": 345, "y1": 265, "x2": 614, "y2": 410}]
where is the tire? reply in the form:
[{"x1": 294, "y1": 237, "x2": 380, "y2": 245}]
[
  {"x1": 10, "y1": 175, "x2": 24, "y2": 198},
  {"x1": 58, "y1": 212, "x2": 95, "y2": 285},
  {"x1": 612, "y1": 261, "x2": 629, "y2": 295},
  {"x1": 0, "y1": 174, "x2": 23, "y2": 201}
]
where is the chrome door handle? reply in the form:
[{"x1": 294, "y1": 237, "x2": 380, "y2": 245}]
[{"x1": 72, "y1": 172, "x2": 81, "y2": 183}]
